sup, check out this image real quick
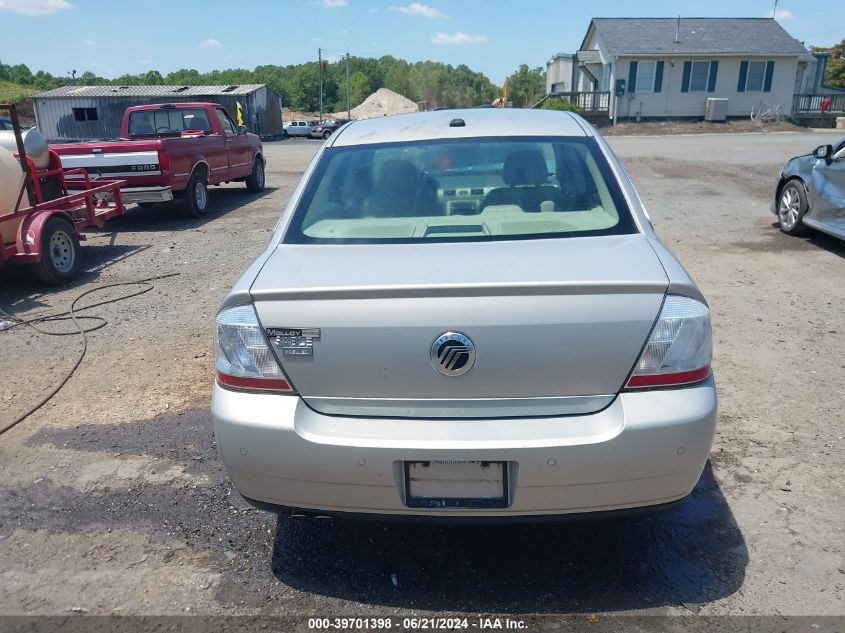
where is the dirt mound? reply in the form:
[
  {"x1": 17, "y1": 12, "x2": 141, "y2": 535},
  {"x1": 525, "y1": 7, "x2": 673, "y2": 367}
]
[{"x1": 348, "y1": 88, "x2": 418, "y2": 119}]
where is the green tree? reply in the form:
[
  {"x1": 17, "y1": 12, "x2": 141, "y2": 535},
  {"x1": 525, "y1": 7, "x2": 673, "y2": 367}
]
[
  {"x1": 811, "y1": 39, "x2": 845, "y2": 89},
  {"x1": 142, "y1": 70, "x2": 164, "y2": 85},
  {"x1": 506, "y1": 64, "x2": 546, "y2": 108},
  {"x1": 347, "y1": 70, "x2": 370, "y2": 108},
  {"x1": 10, "y1": 64, "x2": 33, "y2": 85},
  {"x1": 0, "y1": 55, "x2": 504, "y2": 112}
]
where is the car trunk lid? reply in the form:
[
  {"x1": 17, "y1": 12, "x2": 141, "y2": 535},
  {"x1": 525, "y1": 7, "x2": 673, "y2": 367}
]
[{"x1": 251, "y1": 235, "x2": 668, "y2": 418}]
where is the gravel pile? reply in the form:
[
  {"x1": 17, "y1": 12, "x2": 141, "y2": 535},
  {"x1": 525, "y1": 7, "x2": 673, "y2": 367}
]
[{"x1": 348, "y1": 88, "x2": 418, "y2": 120}]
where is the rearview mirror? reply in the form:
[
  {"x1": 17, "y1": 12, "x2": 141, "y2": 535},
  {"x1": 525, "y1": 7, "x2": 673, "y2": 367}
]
[
  {"x1": 812, "y1": 144, "x2": 832, "y2": 161},
  {"x1": 238, "y1": 125, "x2": 247, "y2": 135}
]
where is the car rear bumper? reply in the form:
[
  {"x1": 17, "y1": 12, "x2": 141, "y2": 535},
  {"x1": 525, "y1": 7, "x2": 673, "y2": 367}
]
[
  {"x1": 122, "y1": 186, "x2": 174, "y2": 204},
  {"x1": 212, "y1": 376, "x2": 717, "y2": 518}
]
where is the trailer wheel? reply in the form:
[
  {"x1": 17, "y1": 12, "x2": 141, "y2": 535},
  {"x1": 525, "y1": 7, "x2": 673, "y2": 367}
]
[
  {"x1": 245, "y1": 158, "x2": 265, "y2": 193},
  {"x1": 32, "y1": 217, "x2": 81, "y2": 285},
  {"x1": 182, "y1": 170, "x2": 209, "y2": 218}
]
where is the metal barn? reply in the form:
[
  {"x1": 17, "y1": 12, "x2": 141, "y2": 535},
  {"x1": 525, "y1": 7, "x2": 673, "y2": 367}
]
[{"x1": 33, "y1": 84, "x2": 283, "y2": 142}]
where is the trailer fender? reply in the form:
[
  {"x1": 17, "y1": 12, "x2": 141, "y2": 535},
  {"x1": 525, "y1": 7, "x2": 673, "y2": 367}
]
[{"x1": 16, "y1": 209, "x2": 77, "y2": 258}]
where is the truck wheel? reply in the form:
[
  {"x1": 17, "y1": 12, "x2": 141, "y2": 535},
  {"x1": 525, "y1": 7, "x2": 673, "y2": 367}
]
[
  {"x1": 282, "y1": 130, "x2": 289, "y2": 139},
  {"x1": 32, "y1": 217, "x2": 81, "y2": 285},
  {"x1": 245, "y1": 158, "x2": 265, "y2": 193},
  {"x1": 322, "y1": 130, "x2": 331, "y2": 139},
  {"x1": 183, "y1": 170, "x2": 209, "y2": 218}
]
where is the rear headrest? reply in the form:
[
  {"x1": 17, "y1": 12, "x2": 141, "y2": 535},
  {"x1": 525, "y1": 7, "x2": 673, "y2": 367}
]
[
  {"x1": 377, "y1": 159, "x2": 420, "y2": 190},
  {"x1": 503, "y1": 150, "x2": 548, "y2": 186}
]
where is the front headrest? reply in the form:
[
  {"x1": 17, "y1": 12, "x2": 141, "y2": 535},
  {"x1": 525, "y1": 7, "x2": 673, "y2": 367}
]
[
  {"x1": 503, "y1": 150, "x2": 548, "y2": 186},
  {"x1": 377, "y1": 159, "x2": 420, "y2": 190}
]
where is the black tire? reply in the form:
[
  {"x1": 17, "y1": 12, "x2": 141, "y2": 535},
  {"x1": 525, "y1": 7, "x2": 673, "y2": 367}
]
[
  {"x1": 245, "y1": 157, "x2": 265, "y2": 193},
  {"x1": 282, "y1": 130, "x2": 289, "y2": 139},
  {"x1": 322, "y1": 130, "x2": 331, "y2": 139},
  {"x1": 777, "y1": 179, "x2": 807, "y2": 235},
  {"x1": 182, "y1": 169, "x2": 210, "y2": 218},
  {"x1": 32, "y1": 217, "x2": 81, "y2": 285}
]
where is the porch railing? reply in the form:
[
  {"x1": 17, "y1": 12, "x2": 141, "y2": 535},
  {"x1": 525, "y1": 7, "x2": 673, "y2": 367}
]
[
  {"x1": 546, "y1": 91, "x2": 611, "y2": 112},
  {"x1": 792, "y1": 93, "x2": 845, "y2": 113}
]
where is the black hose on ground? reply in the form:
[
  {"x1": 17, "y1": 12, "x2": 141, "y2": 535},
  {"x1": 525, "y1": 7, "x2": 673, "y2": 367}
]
[{"x1": 0, "y1": 272, "x2": 180, "y2": 437}]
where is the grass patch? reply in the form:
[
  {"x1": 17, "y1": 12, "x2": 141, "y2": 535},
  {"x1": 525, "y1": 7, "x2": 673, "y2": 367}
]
[{"x1": 0, "y1": 81, "x2": 39, "y2": 104}]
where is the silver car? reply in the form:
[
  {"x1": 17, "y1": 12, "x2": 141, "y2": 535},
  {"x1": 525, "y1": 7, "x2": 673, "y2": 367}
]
[
  {"x1": 774, "y1": 137, "x2": 845, "y2": 240},
  {"x1": 282, "y1": 120, "x2": 315, "y2": 138},
  {"x1": 212, "y1": 109, "x2": 716, "y2": 519}
]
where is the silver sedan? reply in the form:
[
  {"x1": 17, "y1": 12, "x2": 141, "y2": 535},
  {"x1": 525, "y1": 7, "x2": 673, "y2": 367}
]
[
  {"x1": 212, "y1": 109, "x2": 716, "y2": 519},
  {"x1": 774, "y1": 137, "x2": 845, "y2": 240}
]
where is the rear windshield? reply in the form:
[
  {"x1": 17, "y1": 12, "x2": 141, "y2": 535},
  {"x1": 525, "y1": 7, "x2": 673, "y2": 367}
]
[
  {"x1": 284, "y1": 136, "x2": 637, "y2": 244},
  {"x1": 127, "y1": 108, "x2": 211, "y2": 136}
]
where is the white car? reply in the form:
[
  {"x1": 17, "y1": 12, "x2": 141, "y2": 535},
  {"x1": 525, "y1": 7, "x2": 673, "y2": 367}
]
[
  {"x1": 213, "y1": 109, "x2": 716, "y2": 520},
  {"x1": 282, "y1": 120, "x2": 315, "y2": 138}
]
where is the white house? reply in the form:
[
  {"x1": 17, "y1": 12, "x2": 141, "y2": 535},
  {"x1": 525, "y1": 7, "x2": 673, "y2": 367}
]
[{"x1": 547, "y1": 17, "x2": 821, "y2": 122}]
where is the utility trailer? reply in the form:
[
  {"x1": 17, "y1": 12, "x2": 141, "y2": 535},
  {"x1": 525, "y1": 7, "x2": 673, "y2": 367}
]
[{"x1": 0, "y1": 104, "x2": 127, "y2": 284}]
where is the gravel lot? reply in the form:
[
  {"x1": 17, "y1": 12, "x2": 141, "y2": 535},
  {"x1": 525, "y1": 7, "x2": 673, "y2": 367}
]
[{"x1": 0, "y1": 131, "x2": 843, "y2": 619}]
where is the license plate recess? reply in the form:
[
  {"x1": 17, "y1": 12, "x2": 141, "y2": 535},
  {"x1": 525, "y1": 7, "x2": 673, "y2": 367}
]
[{"x1": 404, "y1": 460, "x2": 508, "y2": 509}]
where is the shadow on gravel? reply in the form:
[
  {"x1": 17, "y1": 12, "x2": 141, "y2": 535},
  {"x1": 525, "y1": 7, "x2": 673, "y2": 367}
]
[
  {"x1": 101, "y1": 186, "x2": 277, "y2": 233},
  {"x1": 729, "y1": 224, "x2": 845, "y2": 259},
  {"x1": 12, "y1": 411, "x2": 747, "y2": 614},
  {"x1": 270, "y1": 464, "x2": 747, "y2": 613},
  {"x1": 0, "y1": 243, "x2": 147, "y2": 309}
]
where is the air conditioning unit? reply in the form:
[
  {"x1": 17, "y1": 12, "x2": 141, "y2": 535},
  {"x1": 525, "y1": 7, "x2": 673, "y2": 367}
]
[{"x1": 705, "y1": 98, "x2": 728, "y2": 122}]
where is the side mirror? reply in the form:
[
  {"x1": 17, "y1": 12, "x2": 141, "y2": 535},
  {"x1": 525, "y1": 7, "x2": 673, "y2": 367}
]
[
  {"x1": 812, "y1": 144, "x2": 832, "y2": 161},
  {"x1": 238, "y1": 125, "x2": 248, "y2": 135}
]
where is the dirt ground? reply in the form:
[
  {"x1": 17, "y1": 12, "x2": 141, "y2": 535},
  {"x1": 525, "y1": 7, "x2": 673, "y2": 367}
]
[
  {"x1": 0, "y1": 130, "x2": 843, "y2": 621},
  {"x1": 601, "y1": 118, "x2": 807, "y2": 136}
]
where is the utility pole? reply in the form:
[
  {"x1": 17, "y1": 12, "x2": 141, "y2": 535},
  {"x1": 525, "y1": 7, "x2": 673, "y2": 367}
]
[
  {"x1": 345, "y1": 53, "x2": 351, "y2": 119},
  {"x1": 318, "y1": 48, "x2": 324, "y2": 123}
]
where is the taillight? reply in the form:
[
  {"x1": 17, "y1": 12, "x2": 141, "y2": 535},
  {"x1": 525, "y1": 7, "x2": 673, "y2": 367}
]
[
  {"x1": 158, "y1": 150, "x2": 170, "y2": 176},
  {"x1": 215, "y1": 305, "x2": 295, "y2": 393},
  {"x1": 626, "y1": 295, "x2": 712, "y2": 389}
]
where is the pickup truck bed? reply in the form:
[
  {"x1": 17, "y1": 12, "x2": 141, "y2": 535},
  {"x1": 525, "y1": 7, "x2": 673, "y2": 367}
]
[{"x1": 52, "y1": 102, "x2": 265, "y2": 216}]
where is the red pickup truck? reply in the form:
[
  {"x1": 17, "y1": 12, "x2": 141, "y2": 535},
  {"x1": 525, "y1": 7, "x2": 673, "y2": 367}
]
[{"x1": 52, "y1": 103, "x2": 265, "y2": 217}]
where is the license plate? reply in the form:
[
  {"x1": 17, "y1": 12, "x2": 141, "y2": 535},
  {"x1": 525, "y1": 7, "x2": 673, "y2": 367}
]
[{"x1": 404, "y1": 461, "x2": 508, "y2": 509}]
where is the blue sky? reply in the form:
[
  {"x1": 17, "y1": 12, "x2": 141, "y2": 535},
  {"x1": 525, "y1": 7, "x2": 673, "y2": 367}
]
[{"x1": 0, "y1": 0, "x2": 842, "y2": 84}]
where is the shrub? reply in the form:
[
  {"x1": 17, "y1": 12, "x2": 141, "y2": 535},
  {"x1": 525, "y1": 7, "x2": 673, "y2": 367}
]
[{"x1": 541, "y1": 98, "x2": 583, "y2": 113}]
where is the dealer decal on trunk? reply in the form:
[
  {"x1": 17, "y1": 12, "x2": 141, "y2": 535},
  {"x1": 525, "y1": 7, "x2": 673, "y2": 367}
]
[{"x1": 265, "y1": 328, "x2": 321, "y2": 357}]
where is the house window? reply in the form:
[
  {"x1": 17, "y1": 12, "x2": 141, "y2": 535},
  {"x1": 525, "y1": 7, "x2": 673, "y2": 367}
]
[
  {"x1": 635, "y1": 61, "x2": 656, "y2": 92},
  {"x1": 744, "y1": 61, "x2": 766, "y2": 92},
  {"x1": 689, "y1": 61, "x2": 711, "y2": 92},
  {"x1": 72, "y1": 107, "x2": 98, "y2": 122}
]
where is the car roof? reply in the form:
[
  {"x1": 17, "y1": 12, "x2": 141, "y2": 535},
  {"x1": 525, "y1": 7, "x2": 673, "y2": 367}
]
[{"x1": 330, "y1": 109, "x2": 590, "y2": 147}]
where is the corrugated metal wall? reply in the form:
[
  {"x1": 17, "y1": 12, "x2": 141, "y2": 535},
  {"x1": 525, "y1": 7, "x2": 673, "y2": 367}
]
[{"x1": 34, "y1": 89, "x2": 284, "y2": 142}]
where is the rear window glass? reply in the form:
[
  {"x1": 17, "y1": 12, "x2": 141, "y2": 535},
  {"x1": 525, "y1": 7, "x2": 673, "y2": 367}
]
[
  {"x1": 284, "y1": 136, "x2": 637, "y2": 244},
  {"x1": 128, "y1": 108, "x2": 211, "y2": 136}
]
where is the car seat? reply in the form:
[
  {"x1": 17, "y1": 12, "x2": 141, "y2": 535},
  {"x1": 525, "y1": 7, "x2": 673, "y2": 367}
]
[
  {"x1": 132, "y1": 119, "x2": 155, "y2": 135},
  {"x1": 482, "y1": 150, "x2": 566, "y2": 212},
  {"x1": 186, "y1": 115, "x2": 210, "y2": 133},
  {"x1": 365, "y1": 159, "x2": 441, "y2": 217}
]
